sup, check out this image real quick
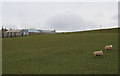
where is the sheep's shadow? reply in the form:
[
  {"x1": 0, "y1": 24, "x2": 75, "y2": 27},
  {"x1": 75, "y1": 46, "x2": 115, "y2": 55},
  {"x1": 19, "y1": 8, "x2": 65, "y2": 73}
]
[{"x1": 94, "y1": 55, "x2": 104, "y2": 58}]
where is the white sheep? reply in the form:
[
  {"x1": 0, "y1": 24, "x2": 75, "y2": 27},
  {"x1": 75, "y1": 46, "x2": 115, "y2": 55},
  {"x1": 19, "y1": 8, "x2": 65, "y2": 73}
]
[
  {"x1": 94, "y1": 50, "x2": 103, "y2": 57},
  {"x1": 105, "y1": 44, "x2": 112, "y2": 50}
]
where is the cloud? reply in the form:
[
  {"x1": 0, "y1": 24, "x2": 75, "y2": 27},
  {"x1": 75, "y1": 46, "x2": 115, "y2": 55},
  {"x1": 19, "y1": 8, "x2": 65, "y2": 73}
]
[
  {"x1": 112, "y1": 14, "x2": 118, "y2": 20},
  {"x1": 45, "y1": 13, "x2": 98, "y2": 31},
  {"x1": 3, "y1": 24, "x2": 17, "y2": 29},
  {"x1": 2, "y1": 2, "x2": 118, "y2": 31}
]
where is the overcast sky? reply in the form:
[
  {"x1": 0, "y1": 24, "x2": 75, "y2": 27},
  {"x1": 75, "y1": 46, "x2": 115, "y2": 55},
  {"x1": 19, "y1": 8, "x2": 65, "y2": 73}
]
[{"x1": 1, "y1": 2, "x2": 118, "y2": 32}]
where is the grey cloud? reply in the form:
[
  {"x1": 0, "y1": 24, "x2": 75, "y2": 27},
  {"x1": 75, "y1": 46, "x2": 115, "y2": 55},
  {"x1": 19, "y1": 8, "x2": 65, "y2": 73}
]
[
  {"x1": 112, "y1": 14, "x2": 118, "y2": 20},
  {"x1": 96, "y1": 13, "x2": 104, "y2": 17},
  {"x1": 3, "y1": 24, "x2": 17, "y2": 29},
  {"x1": 45, "y1": 13, "x2": 98, "y2": 31}
]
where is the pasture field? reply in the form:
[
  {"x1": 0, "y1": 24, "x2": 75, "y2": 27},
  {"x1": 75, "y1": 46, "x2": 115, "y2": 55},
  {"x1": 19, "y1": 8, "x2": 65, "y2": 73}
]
[{"x1": 2, "y1": 28, "x2": 118, "y2": 74}]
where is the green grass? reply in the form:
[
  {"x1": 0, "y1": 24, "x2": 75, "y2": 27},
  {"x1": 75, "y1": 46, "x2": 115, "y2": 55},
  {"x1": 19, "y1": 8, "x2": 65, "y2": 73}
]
[{"x1": 2, "y1": 28, "x2": 118, "y2": 74}]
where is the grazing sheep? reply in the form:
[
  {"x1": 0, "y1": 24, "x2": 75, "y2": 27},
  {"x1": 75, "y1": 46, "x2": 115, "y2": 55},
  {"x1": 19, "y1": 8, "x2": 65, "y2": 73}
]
[
  {"x1": 94, "y1": 50, "x2": 103, "y2": 57},
  {"x1": 105, "y1": 44, "x2": 112, "y2": 50}
]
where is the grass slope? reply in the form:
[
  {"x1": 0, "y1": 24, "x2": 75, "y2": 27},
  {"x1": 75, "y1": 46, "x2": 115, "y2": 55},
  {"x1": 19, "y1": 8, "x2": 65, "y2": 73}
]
[{"x1": 2, "y1": 28, "x2": 118, "y2": 74}]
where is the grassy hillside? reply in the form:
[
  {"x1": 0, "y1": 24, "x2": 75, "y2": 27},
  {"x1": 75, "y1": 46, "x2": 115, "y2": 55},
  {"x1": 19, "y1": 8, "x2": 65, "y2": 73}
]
[{"x1": 2, "y1": 28, "x2": 118, "y2": 74}]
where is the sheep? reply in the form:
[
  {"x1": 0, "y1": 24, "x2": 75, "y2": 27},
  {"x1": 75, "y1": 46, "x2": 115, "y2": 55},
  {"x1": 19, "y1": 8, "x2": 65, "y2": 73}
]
[
  {"x1": 94, "y1": 50, "x2": 103, "y2": 57},
  {"x1": 105, "y1": 44, "x2": 112, "y2": 50}
]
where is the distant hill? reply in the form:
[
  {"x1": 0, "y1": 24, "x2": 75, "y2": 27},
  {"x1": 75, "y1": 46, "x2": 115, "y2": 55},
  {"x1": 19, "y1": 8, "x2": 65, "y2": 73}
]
[{"x1": 59, "y1": 28, "x2": 119, "y2": 34}]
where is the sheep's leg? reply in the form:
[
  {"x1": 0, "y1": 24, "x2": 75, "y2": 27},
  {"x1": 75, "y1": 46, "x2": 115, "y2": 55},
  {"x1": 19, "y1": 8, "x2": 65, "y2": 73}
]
[
  {"x1": 108, "y1": 48, "x2": 110, "y2": 50},
  {"x1": 110, "y1": 47, "x2": 112, "y2": 50},
  {"x1": 94, "y1": 55, "x2": 96, "y2": 58}
]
